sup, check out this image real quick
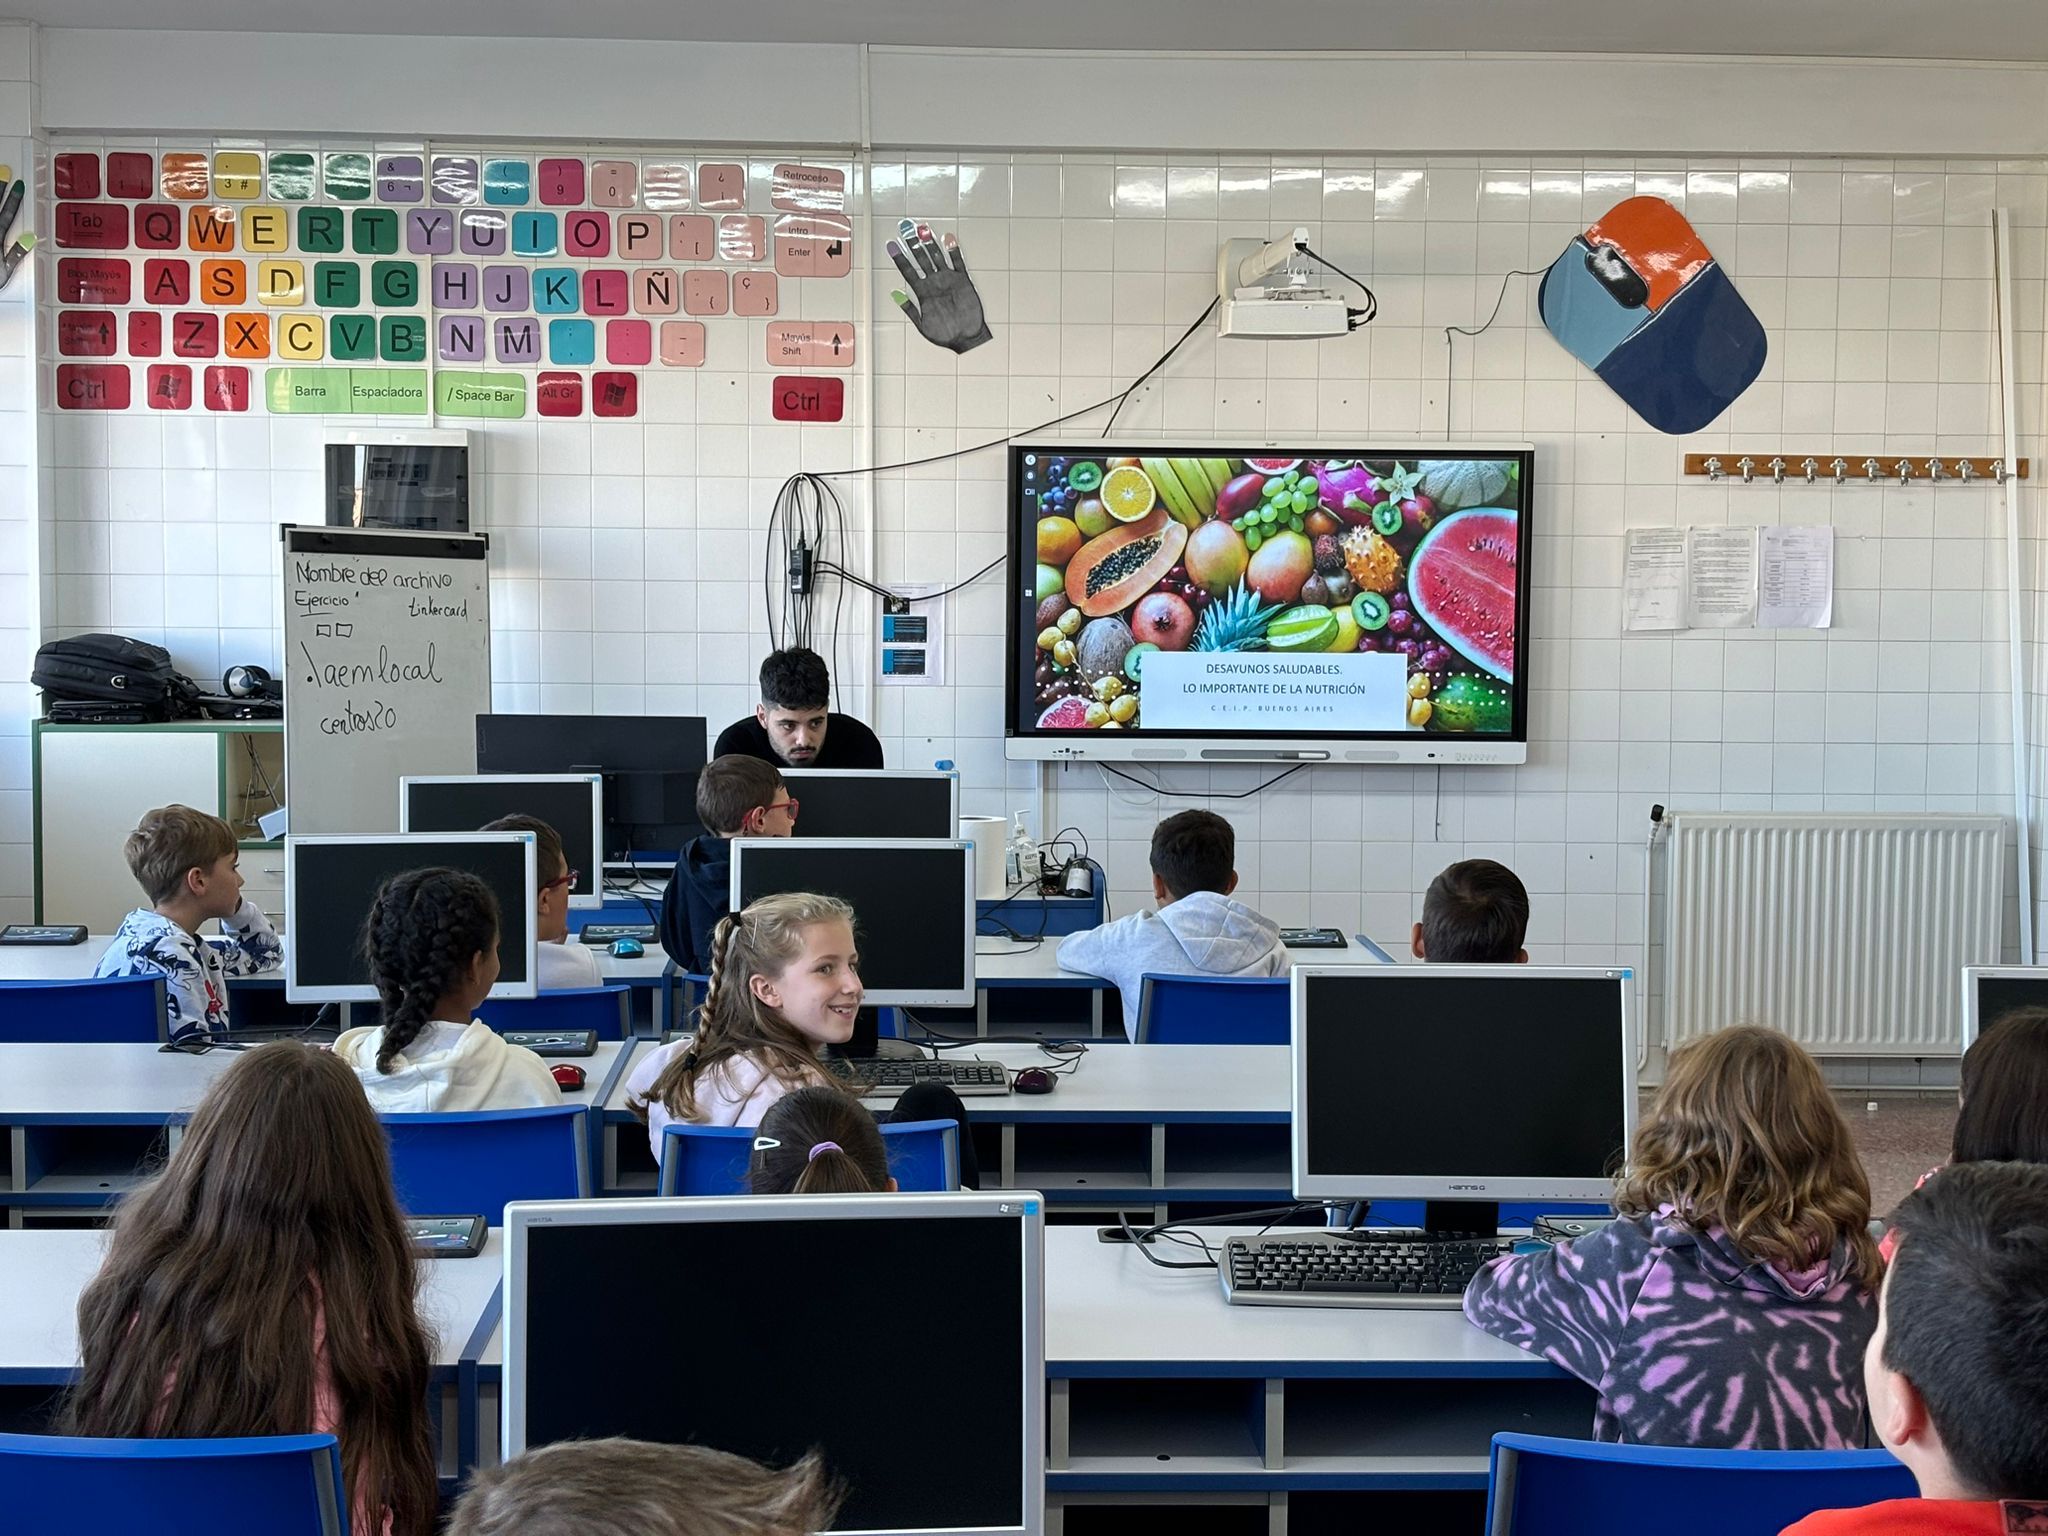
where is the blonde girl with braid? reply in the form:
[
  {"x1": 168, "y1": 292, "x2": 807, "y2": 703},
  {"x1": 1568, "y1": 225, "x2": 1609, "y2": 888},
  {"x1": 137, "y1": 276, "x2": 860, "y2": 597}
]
[
  {"x1": 625, "y1": 892, "x2": 866, "y2": 1155},
  {"x1": 627, "y1": 891, "x2": 983, "y2": 1186},
  {"x1": 334, "y1": 867, "x2": 560, "y2": 1112}
]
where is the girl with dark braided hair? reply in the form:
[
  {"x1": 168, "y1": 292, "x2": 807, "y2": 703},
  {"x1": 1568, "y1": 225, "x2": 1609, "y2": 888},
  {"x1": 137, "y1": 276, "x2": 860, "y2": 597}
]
[{"x1": 334, "y1": 867, "x2": 559, "y2": 1111}]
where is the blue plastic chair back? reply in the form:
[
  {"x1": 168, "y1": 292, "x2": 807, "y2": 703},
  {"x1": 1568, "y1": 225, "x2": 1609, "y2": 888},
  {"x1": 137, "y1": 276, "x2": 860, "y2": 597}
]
[
  {"x1": 0, "y1": 1430, "x2": 348, "y2": 1535},
  {"x1": 0, "y1": 976, "x2": 167, "y2": 1043},
  {"x1": 659, "y1": 1117, "x2": 960, "y2": 1194},
  {"x1": 1134, "y1": 974, "x2": 1290, "y2": 1044},
  {"x1": 476, "y1": 984, "x2": 632, "y2": 1040},
  {"x1": 1483, "y1": 1432, "x2": 1917, "y2": 1536},
  {"x1": 382, "y1": 1104, "x2": 589, "y2": 1222}
]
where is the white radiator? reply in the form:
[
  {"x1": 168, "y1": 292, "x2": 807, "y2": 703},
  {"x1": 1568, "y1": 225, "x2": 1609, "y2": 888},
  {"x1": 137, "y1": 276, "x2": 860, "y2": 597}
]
[{"x1": 1664, "y1": 813, "x2": 2006, "y2": 1056}]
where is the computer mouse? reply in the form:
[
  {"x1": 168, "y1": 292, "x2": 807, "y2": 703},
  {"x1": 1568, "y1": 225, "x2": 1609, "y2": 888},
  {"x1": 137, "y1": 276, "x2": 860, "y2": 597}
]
[
  {"x1": 551, "y1": 1063, "x2": 587, "y2": 1091},
  {"x1": 1013, "y1": 1067, "x2": 1057, "y2": 1095},
  {"x1": 610, "y1": 938, "x2": 645, "y2": 958}
]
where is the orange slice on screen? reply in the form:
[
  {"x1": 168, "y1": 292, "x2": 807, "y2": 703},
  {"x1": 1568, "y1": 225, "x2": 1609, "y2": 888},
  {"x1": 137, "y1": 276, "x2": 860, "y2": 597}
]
[{"x1": 1101, "y1": 465, "x2": 1157, "y2": 524}]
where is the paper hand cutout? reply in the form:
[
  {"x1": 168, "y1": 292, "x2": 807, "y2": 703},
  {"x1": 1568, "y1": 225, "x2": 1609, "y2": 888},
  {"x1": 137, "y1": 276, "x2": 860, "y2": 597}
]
[{"x1": 888, "y1": 218, "x2": 992, "y2": 354}]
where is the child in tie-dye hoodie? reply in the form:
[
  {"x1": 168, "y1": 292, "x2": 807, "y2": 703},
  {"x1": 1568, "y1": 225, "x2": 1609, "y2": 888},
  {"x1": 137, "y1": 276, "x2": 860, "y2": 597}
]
[{"x1": 1465, "y1": 1025, "x2": 1880, "y2": 1449}]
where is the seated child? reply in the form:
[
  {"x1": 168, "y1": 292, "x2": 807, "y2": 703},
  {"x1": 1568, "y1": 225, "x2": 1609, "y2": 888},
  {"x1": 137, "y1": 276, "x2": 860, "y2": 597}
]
[
  {"x1": 659, "y1": 754, "x2": 796, "y2": 975},
  {"x1": 479, "y1": 812, "x2": 604, "y2": 991},
  {"x1": 1411, "y1": 857, "x2": 1530, "y2": 962},
  {"x1": 1881, "y1": 1005, "x2": 2048, "y2": 1260},
  {"x1": 449, "y1": 1436, "x2": 838, "y2": 1536},
  {"x1": 1465, "y1": 1024, "x2": 1879, "y2": 1449},
  {"x1": 626, "y1": 891, "x2": 978, "y2": 1185},
  {"x1": 1782, "y1": 1161, "x2": 2048, "y2": 1535},
  {"x1": 65, "y1": 1041, "x2": 438, "y2": 1536},
  {"x1": 95, "y1": 803, "x2": 283, "y2": 1042},
  {"x1": 1055, "y1": 809, "x2": 1285, "y2": 1037},
  {"x1": 751, "y1": 1085, "x2": 896, "y2": 1195},
  {"x1": 333, "y1": 867, "x2": 560, "y2": 1112}
]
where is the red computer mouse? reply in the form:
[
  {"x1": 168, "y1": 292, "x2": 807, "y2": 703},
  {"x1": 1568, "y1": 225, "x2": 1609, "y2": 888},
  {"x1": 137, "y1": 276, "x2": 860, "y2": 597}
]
[
  {"x1": 1013, "y1": 1067, "x2": 1057, "y2": 1095},
  {"x1": 551, "y1": 1064, "x2": 586, "y2": 1091}
]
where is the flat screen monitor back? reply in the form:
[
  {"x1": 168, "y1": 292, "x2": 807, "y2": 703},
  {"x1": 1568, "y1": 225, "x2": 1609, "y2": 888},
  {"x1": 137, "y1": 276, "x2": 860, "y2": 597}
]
[
  {"x1": 475, "y1": 713, "x2": 707, "y2": 861},
  {"x1": 731, "y1": 839, "x2": 975, "y2": 1008},
  {"x1": 401, "y1": 774, "x2": 602, "y2": 907},
  {"x1": 778, "y1": 769, "x2": 959, "y2": 840},
  {"x1": 285, "y1": 832, "x2": 536, "y2": 1002},
  {"x1": 504, "y1": 1193, "x2": 1044, "y2": 1536}
]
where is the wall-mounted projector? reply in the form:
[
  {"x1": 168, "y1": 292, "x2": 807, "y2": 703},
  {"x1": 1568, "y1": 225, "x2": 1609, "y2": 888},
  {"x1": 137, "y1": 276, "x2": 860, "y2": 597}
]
[{"x1": 1217, "y1": 226, "x2": 1355, "y2": 339}]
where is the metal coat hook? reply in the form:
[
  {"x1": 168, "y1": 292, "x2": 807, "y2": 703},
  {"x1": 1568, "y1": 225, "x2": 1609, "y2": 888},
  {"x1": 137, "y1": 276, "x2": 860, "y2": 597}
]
[
  {"x1": 1830, "y1": 457, "x2": 1848, "y2": 485},
  {"x1": 1738, "y1": 456, "x2": 1756, "y2": 484},
  {"x1": 1704, "y1": 456, "x2": 1724, "y2": 481},
  {"x1": 1958, "y1": 460, "x2": 1976, "y2": 483},
  {"x1": 1769, "y1": 456, "x2": 1787, "y2": 485},
  {"x1": 1896, "y1": 459, "x2": 1914, "y2": 485},
  {"x1": 1926, "y1": 458, "x2": 1947, "y2": 482},
  {"x1": 1864, "y1": 458, "x2": 1883, "y2": 483},
  {"x1": 1801, "y1": 457, "x2": 1819, "y2": 484}
]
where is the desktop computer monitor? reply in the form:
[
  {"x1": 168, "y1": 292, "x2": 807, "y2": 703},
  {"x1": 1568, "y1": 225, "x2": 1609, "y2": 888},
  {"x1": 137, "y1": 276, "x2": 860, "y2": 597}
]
[
  {"x1": 504, "y1": 1193, "x2": 1045, "y2": 1536},
  {"x1": 474, "y1": 713, "x2": 708, "y2": 863},
  {"x1": 284, "y1": 832, "x2": 538, "y2": 1003},
  {"x1": 778, "y1": 769, "x2": 960, "y2": 840},
  {"x1": 1960, "y1": 965, "x2": 2048, "y2": 1047},
  {"x1": 730, "y1": 838, "x2": 976, "y2": 1008},
  {"x1": 399, "y1": 773, "x2": 603, "y2": 908},
  {"x1": 1291, "y1": 965, "x2": 1634, "y2": 1230}
]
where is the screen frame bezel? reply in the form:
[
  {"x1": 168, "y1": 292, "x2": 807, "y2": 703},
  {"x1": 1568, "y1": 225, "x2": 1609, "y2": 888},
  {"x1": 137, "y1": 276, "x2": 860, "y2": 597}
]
[
  {"x1": 283, "y1": 831, "x2": 540, "y2": 1002},
  {"x1": 729, "y1": 837, "x2": 978, "y2": 1008},
  {"x1": 1959, "y1": 964, "x2": 2048, "y2": 1051},
  {"x1": 501, "y1": 1192, "x2": 1046, "y2": 1536},
  {"x1": 1289, "y1": 963, "x2": 1636, "y2": 1202},
  {"x1": 776, "y1": 768, "x2": 962, "y2": 840},
  {"x1": 1004, "y1": 438, "x2": 1535, "y2": 766},
  {"x1": 399, "y1": 773, "x2": 605, "y2": 909}
]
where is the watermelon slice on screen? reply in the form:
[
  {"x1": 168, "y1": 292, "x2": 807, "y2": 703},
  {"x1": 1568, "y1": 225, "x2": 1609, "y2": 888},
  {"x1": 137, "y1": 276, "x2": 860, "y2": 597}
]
[
  {"x1": 1242, "y1": 457, "x2": 1301, "y2": 474},
  {"x1": 1407, "y1": 508, "x2": 1517, "y2": 682}
]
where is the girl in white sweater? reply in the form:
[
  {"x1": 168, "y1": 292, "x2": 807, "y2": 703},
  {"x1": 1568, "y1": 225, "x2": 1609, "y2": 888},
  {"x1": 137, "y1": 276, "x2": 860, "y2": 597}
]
[{"x1": 334, "y1": 867, "x2": 559, "y2": 1113}]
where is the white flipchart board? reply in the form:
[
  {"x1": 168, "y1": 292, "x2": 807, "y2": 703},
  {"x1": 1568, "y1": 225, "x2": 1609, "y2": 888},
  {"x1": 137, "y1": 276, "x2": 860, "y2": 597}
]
[{"x1": 283, "y1": 527, "x2": 490, "y2": 835}]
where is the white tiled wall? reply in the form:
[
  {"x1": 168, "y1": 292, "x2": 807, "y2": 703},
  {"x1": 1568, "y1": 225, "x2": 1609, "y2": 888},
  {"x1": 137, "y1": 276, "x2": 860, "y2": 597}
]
[
  {"x1": 0, "y1": 21, "x2": 41, "y2": 922},
  {"x1": 14, "y1": 145, "x2": 2048, "y2": 1036}
]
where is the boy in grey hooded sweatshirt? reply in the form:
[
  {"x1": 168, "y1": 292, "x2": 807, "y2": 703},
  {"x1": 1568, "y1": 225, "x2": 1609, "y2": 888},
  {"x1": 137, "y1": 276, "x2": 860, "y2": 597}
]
[{"x1": 1056, "y1": 810, "x2": 1286, "y2": 1037}]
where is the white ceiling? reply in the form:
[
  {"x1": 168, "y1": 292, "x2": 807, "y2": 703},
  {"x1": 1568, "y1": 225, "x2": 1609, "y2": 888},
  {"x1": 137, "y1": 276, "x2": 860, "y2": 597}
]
[{"x1": 13, "y1": 0, "x2": 2048, "y2": 62}]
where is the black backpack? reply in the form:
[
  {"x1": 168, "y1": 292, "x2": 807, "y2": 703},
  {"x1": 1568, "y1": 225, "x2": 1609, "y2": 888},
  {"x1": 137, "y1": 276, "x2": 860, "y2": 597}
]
[{"x1": 31, "y1": 632, "x2": 200, "y2": 719}]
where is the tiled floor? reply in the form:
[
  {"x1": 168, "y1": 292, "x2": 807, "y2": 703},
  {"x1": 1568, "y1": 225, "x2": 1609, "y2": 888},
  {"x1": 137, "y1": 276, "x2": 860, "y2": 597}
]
[{"x1": 1839, "y1": 1090, "x2": 1955, "y2": 1216}]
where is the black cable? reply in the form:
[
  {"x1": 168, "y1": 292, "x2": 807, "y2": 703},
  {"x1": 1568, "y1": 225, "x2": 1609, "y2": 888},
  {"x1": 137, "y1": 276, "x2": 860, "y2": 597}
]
[
  {"x1": 1442, "y1": 268, "x2": 1545, "y2": 434},
  {"x1": 1302, "y1": 246, "x2": 1378, "y2": 327},
  {"x1": 1100, "y1": 296, "x2": 1221, "y2": 440},
  {"x1": 1098, "y1": 761, "x2": 1306, "y2": 800}
]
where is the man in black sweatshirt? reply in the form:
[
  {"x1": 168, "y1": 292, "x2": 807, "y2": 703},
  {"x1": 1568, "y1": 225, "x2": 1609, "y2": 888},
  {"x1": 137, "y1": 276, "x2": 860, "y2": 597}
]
[{"x1": 714, "y1": 648, "x2": 884, "y2": 769}]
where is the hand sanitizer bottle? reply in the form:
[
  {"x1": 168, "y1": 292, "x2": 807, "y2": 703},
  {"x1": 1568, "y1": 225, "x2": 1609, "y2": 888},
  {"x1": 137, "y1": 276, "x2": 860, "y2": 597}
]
[{"x1": 1007, "y1": 812, "x2": 1039, "y2": 889}]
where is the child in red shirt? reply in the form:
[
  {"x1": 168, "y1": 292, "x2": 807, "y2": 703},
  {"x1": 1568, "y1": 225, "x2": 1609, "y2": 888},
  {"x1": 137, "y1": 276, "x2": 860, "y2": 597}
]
[{"x1": 1783, "y1": 1162, "x2": 2048, "y2": 1536}]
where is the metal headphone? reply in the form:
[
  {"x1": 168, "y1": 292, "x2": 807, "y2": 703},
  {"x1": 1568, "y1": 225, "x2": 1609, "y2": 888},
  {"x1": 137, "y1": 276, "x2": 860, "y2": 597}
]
[{"x1": 223, "y1": 663, "x2": 278, "y2": 699}]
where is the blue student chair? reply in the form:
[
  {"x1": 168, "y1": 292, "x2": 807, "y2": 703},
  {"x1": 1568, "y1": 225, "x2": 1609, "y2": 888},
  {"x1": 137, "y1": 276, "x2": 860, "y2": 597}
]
[
  {"x1": 659, "y1": 1118, "x2": 960, "y2": 1195},
  {"x1": 476, "y1": 984, "x2": 633, "y2": 1041},
  {"x1": 0, "y1": 1431, "x2": 347, "y2": 1535},
  {"x1": 1483, "y1": 1432, "x2": 1917, "y2": 1536},
  {"x1": 382, "y1": 1104, "x2": 589, "y2": 1223},
  {"x1": 1133, "y1": 974, "x2": 1291, "y2": 1044},
  {"x1": 0, "y1": 976, "x2": 168, "y2": 1043}
]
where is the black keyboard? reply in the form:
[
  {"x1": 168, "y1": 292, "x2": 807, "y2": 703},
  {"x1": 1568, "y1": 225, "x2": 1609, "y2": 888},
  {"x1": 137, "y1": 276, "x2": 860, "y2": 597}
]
[
  {"x1": 580, "y1": 924, "x2": 656, "y2": 946},
  {"x1": 824, "y1": 1057, "x2": 1013, "y2": 1097},
  {"x1": 501, "y1": 1029, "x2": 598, "y2": 1057},
  {"x1": 1221, "y1": 1233, "x2": 1515, "y2": 1309}
]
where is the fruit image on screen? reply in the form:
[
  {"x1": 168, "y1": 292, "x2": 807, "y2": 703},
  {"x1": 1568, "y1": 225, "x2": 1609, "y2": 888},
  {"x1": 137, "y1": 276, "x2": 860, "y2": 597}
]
[{"x1": 1013, "y1": 448, "x2": 1529, "y2": 749}]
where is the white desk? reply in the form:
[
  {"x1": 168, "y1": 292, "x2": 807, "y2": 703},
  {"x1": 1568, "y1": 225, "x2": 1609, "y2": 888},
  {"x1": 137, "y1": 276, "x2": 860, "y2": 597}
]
[
  {"x1": 468, "y1": 1219, "x2": 1586, "y2": 1526},
  {"x1": 0, "y1": 936, "x2": 665, "y2": 985},
  {"x1": 0, "y1": 1042, "x2": 632, "y2": 1221},
  {"x1": 0, "y1": 1227, "x2": 507, "y2": 1475}
]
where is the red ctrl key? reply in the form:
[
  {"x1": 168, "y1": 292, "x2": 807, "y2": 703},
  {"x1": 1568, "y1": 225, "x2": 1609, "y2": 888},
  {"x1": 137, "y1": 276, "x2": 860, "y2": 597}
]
[{"x1": 57, "y1": 364, "x2": 132, "y2": 411}]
